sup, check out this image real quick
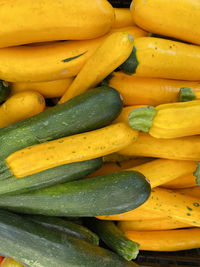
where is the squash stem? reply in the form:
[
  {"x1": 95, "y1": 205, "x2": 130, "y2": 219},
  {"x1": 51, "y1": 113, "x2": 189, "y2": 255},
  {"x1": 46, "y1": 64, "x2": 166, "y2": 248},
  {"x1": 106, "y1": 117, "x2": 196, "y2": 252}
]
[
  {"x1": 89, "y1": 219, "x2": 140, "y2": 261},
  {"x1": 128, "y1": 106, "x2": 157, "y2": 132},
  {"x1": 179, "y1": 87, "x2": 196, "y2": 102}
]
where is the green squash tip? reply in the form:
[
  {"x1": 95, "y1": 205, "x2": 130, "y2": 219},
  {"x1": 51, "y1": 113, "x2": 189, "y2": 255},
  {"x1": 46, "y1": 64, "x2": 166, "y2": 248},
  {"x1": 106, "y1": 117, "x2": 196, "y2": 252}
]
[
  {"x1": 179, "y1": 87, "x2": 196, "y2": 102},
  {"x1": 194, "y1": 161, "x2": 200, "y2": 186}
]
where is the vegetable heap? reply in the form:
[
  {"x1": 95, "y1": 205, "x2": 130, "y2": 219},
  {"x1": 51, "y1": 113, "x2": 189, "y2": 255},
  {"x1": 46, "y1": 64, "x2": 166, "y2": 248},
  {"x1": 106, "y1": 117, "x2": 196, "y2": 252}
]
[{"x1": 0, "y1": 0, "x2": 200, "y2": 266}]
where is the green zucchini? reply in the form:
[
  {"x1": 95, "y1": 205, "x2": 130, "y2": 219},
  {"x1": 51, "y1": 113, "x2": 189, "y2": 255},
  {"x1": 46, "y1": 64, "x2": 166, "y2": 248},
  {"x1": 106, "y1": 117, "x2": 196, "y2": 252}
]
[
  {"x1": 0, "y1": 171, "x2": 151, "y2": 217},
  {"x1": 0, "y1": 86, "x2": 122, "y2": 159},
  {"x1": 0, "y1": 210, "x2": 139, "y2": 267},
  {"x1": 0, "y1": 80, "x2": 10, "y2": 104},
  {"x1": 25, "y1": 215, "x2": 99, "y2": 245},
  {"x1": 0, "y1": 158, "x2": 103, "y2": 196},
  {"x1": 119, "y1": 47, "x2": 139, "y2": 74},
  {"x1": 88, "y1": 219, "x2": 140, "y2": 261}
]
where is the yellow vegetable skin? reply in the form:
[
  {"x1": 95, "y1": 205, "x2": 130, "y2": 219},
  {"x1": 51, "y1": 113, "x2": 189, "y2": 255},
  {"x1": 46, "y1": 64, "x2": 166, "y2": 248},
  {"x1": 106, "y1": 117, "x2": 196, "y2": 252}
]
[
  {"x1": 87, "y1": 158, "x2": 152, "y2": 178},
  {"x1": 0, "y1": 26, "x2": 147, "y2": 83},
  {"x1": 176, "y1": 187, "x2": 200, "y2": 199},
  {"x1": 129, "y1": 37, "x2": 200, "y2": 81},
  {"x1": 113, "y1": 8, "x2": 135, "y2": 28},
  {"x1": 129, "y1": 159, "x2": 197, "y2": 188},
  {"x1": 6, "y1": 123, "x2": 138, "y2": 178},
  {"x1": 125, "y1": 228, "x2": 200, "y2": 251},
  {"x1": 131, "y1": 0, "x2": 200, "y2": 45},
  {"x1": 109, "y1": 72, "x2": 200, "y2": 106},
  {"x1": 1, "y1": 257, "x2": 24, "y2": 267},
  {"x1": 119, "y1": 132, "x2": 200, "y2": 161},
  {"x1": 0, "y1": 0, "x2": 114, "y2": 47},
  {"x1": 97, "y1": 209, "x2": 165, "y2": 221},
  {"x1": 59, "y1": 32, "x2": 134, "y2": 103},
  {"x1": 118, "y1": 218, "x2": 191, "y2": 231},
  {"x1": 129, "y1": 100, "x2": 200, "y2": 138},
  {"x1": 162, "y1": 174, "x2": 196, "y2": 189},
  {"x1": 0, "y1": 91, "x2": 45, "y2": 128},
  {"x1": 99, "y1": 187, "x2": 200, "y2": 226},
  {"x1": 11, "y1": 78, "x2": 74, "y2": 98}
]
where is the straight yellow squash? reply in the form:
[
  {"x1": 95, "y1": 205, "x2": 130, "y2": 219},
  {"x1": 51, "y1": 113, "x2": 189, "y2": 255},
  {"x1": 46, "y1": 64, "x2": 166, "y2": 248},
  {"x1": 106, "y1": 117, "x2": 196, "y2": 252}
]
[
  {"x1": 125, "y1": 228, "x2": 200, "y2": 251},
  {"x1": 0, "y1": 0, "x2": 114, "y2": 47},
  {"x1": 59, "y1": 32, "x2": 134, "y2": 103},
  {"x1": 109, "y1": 72, "x2": 200, "y2": 106},
  {"x1": 118, "y1": 218, "x2": 191, "y2": 231},
  {"x1": 1, "y1": 257, "x2": 23, "y2": 267},
  {"x1": 119, "y1": 132, "x2": 200, "y2": 161},
  {"x1": 11, "y1": 78, "x2": 74, "y2": 98},
  {"x1": 0, "y1": 91, "x2": 45, "y2": 128},
  {"x1": 6, "y1": 123, "x2": 138, "y2": 178},
  {"x1": 123, "y1": 37, "x2": 200, "y2": 80},
  {"x1": 131, "y1": 0, "x2": 200, "y2": 45},
  {"x1": 129, "y1": 100, "x2": 200, "y2": 138}
]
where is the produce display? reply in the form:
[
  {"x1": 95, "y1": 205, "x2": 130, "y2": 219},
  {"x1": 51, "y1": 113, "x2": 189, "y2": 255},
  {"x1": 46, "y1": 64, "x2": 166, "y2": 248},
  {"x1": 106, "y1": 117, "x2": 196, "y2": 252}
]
[{"x1": 0, "y1": 0, "x2": 200, "y2": 266}]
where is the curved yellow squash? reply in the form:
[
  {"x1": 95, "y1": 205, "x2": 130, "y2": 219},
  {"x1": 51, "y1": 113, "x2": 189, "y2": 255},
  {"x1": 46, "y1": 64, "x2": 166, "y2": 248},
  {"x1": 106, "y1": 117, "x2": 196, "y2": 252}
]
[
  {"x1": 59, "y1": 32, "x2": 134, "y2": 103},
  {"x1": 0, "y1": 91, "x2": 45, "y2": 128},
  {"x1": 0, "y1": 26, "x2": 147, "y2": 83},
  {"x1": 125, "y1": 228, "x2": 200, "y2": 251},
  {"x1": 11, "y1": 78, "x2": 74, "y2": 98},
  {"x1": 0, "y1": 0, "x2": 114, "y2": 47},
  {"x1": 131, "y1": 0, "x2": 200, "y2": 45}
]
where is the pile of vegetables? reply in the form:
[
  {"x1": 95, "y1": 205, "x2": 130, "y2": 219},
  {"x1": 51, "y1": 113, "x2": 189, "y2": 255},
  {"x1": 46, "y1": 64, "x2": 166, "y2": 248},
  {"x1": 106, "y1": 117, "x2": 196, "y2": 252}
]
[{"x1": 0, "y1": 0, "x2": 200, "y2": 266}]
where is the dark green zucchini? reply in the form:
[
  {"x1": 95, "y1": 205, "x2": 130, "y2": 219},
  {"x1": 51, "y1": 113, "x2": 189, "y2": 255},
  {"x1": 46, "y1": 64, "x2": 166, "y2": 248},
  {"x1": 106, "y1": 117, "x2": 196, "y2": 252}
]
[
  {"x1": 0, "y1": 80, "x2": 10, "y2": 104},
  {"x1": 0, "y1": 86, "x2": 123, "y2": 159},
  {"x1": 0, "y1": 210, "x2": 138, "y2": 267},
  {"x1": 25, "y1": 215, "x2": 99, "y2": 245},
  {"x1": 0, "y1": 158, "x2": 103, "y2": 196},
  {"x1": 88, "y1": 219, "x2": 140, "y2": 261},
  {"x1": 0, "y1": 171, "x2": 151, "y2": 217}
]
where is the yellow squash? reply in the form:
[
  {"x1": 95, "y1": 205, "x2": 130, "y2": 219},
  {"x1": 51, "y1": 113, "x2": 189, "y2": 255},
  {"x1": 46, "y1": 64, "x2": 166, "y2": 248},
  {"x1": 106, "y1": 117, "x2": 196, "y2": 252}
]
[
  {"x1": 11, "y1": 78, "x2": 74, "y2": 98},
  {"x1": 118, "y1": 218, "x2": 191, "y2": 231},
  {"x1": 97, "y1": 208, "x2": 165, "y2": 221},
  {"x1": 128, "y1": 159, "x2": 197, "y2": 188},
  {"x1": 113, "y1": 8, "x2": 135, "y2": 28},
  {"x1": 1, "y1": 257, "x2": 24, "y2": 267},
  {"x1": 109, "y1": 72, "x2": 200, "y2": 106},
  {"x1": 6, "y1": 123, "x2": 138, "y2": 178},
  {"x1": 119, "y1": 132, "x2": 200, "y2": 161},
  {"x1": 0, "y1": 91, "x2": 45, "y2": 128},
  {"x1": 176, "y1": 187, "x2": 200, "y2": 199},
  {"x1": 125, "y1": 228, "x2": 200, "y2": 251},
  {"x1": 131, "y1": 0, "x2": 200, "y2": 45},
  {"x1": 0, "y1": 26, "x2": 147, "y2": 83},
  {"x1": 87, "y1": 157, "x2": 152, "y2": 178},
  {"x1": 128, "y1": 37, "x2": 200, "y2": 80},
  {"x1": 99, "y1": 187, "x2": 200, "y2": 227},
  {"x1": 162, "y1": 174, "x2": 196, "y2": 189},
  {"x1": 129, "y1": 100, "x2": 200, "y2": 138},
  {"x1": 59, "y1": 32, "x2": 134, "y2": 103},
  {"x1": 0, "y1": 0, "x2": 114, "y2": 47}
]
